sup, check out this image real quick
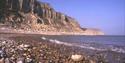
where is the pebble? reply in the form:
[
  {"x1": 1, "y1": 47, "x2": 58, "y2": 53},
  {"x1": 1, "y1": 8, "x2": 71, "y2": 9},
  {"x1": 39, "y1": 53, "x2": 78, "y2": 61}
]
[
  {"x1": 0, "y1": 49, "x2": 6, "y2": 59},
  {"x1": 0, "y1": 58, "x2": 4, "y2": 63},
  {"x1": 24, "y1": 44, "x2": 30, "y2": 48},
  {"x1": 41, "y1": 37, "x2": 47, "y2": 40},
  {"x1": 4, "y1": 58, "x2": 10, "y2": 63},
  {"x1": 26, "y1": 57, "x2": 33, "y2": 63},
  {"x1": 17, "y1": 60, "x2": 23, "y2": 63},
  {"x1": 89, "y1": 60, "x2": 96, "y2": 63},
  {"x1": 71, "y1": 54, "x2": 84, "y2": 61}
]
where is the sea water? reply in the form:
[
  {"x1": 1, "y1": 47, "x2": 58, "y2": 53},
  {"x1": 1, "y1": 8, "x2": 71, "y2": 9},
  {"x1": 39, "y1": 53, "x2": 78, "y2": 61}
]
[{"x1": 41, "y1": 35, "x2": 125, "y2": 53}]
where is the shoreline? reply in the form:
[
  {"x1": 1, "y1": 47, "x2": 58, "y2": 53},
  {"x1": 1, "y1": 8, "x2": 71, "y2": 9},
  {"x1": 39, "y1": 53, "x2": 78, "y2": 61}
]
[
  {"x1": 0, "y1": 33, "x2": 125, "y2": 63},
  {"x1": 0, "y1": 27, "x2": 104, "y2": 35},
  {"x1": 0, "y1": 33, "x2": 97, "y2": 63}
]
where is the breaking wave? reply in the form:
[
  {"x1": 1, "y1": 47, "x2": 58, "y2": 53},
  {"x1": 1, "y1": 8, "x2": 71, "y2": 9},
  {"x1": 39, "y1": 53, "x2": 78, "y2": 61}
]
[{"x1": 41, "y1": 36, "x2": 125, "y2": 53}]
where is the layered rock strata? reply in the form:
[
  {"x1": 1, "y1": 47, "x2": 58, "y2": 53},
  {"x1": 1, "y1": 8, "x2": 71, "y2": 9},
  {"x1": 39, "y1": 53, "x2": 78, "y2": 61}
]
[{"x1": 0, "y1": 0, "x2": 104, "y2": 35}]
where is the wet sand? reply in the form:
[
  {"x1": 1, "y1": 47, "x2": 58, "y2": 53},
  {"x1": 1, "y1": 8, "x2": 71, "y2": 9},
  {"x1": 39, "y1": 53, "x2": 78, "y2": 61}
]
[{"x1": 0, "y1": 33, "x2": 125, "y2": 63}]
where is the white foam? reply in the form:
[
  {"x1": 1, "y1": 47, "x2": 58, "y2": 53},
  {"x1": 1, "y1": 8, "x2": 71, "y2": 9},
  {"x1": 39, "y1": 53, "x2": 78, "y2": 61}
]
[
  {"x1": 49, "y1": 39, "x2": 55, "y2": 42},
  {"x1": 54, "y1": 40, "x2": 63, "y2": 44},
  {"x1": 41, "y1": 37, "x2": 47, "y2": 40},
  {"x1": 111, "y1": 47, "x2": 125, "y2": 53},
  {"x1": 49, "y1": 39, "x2": 73, "y2": 46}
]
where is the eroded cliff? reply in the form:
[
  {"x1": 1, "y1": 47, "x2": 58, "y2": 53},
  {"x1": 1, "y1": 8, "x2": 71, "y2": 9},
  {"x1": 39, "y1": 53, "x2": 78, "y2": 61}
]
[{"x1": 0, "y1": 0, "x2": 104, "y2": 35}]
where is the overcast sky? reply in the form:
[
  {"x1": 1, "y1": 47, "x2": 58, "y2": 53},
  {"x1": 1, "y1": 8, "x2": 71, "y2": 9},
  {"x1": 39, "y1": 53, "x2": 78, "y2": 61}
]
[{"x1": 40, "y1": 0, "x2": 125, "y2": 35}]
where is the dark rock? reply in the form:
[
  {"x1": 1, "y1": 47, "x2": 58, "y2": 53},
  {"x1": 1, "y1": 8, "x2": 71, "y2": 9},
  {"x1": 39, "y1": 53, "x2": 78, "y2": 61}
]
[
  {"x1": 0, "y1": 47, "x2": 7, "y2": 59},
  {"x1": 22, "y1": 0, "x2": 34, "y2": 13},
  {"x1": 34, "y1": 1, "x2": 43, "y2": 17}
]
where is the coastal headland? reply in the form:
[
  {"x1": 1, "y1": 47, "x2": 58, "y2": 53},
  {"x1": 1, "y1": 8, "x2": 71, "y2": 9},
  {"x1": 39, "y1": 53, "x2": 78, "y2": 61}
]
[{"x1": 0, "y1": 0, "x2": 104, "y2": 35}]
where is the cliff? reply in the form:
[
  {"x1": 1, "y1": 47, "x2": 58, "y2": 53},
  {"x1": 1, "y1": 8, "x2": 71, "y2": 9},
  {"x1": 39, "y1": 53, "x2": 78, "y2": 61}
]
[
  {"x1": 82, "y1": 28, "x2": 104, "y2": 35},
  {"x1": 0, "y1": 0, "x2": 104, "y2": 35}
]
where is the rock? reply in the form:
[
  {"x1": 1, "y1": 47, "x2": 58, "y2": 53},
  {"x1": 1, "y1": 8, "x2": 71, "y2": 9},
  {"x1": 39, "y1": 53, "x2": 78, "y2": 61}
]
[
  {"x1": 1, "y1": 41, "x2": 6, "y2": 44},
  {"x1": 24, "y1": 44, "x2": 30, "y2": 48},
  {"x1": 48, "y1": 60, "x2": 55, "y2": 63},
  {"x1": 0, "y1": 49, "x2": 7, "y2": 59},
  {"x1": 17, "y1": 61, "x2": 23, "y2": 63},
  {"x1": 18, "y1": 44, "x2": 30, "y2": 49},
  {"x1": 4, "y1": 58, "x2": 10, "y2": 63},
  {"x1": 71, "y1": 54, "x2": 84, "y2": 61},
  {"x1": 22, "y1": 0, "x2": 32, "y2": 12},
  {"x1": 41, "y1": 37, "x2": 47, "y2": 40},
  {"x1": 34, "y1": 1, "x2": 43, "y2": 17},
  {"x1": 0, "y1": 58, "x2": 4, "y2": 63},
  {"x1": 89, "y1": 60, "x2": 96, "y2": 63},
  {"x1": 27, "y1": 49, "x2": 31, "y2": 52},
  {"x1": 16, "y1": 57, "x2": 24, "y2": 63},
  {"x1": 25, "y1": 57, "x2": 33, "y2": 63}
]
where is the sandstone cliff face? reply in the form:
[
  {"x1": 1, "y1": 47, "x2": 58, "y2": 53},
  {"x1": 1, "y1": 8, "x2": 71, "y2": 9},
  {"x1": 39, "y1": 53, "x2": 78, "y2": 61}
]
[
  {"x1": 0, "y1": 0, "x2": 82, "y2": 32},
  {"x1": 0, "y1": 0, "x2": 104, "y2": 35}
]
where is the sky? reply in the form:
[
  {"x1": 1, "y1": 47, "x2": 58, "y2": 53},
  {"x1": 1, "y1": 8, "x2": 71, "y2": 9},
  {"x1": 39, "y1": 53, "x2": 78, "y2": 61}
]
[{"x1": 40, "y1": 0, "x2": 125, "y2": 35}]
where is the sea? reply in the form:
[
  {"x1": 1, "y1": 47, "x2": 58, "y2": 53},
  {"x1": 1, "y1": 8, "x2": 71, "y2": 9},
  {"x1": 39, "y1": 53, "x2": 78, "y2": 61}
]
[{"x1": 41, "y1": 35, "x2": 125, "y2": 53}]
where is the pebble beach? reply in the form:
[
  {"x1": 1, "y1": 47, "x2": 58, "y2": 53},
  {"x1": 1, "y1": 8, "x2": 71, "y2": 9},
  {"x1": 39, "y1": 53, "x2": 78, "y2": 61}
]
[{"x1": 0, "y1": 33, "x2": 124, "y2": 63}]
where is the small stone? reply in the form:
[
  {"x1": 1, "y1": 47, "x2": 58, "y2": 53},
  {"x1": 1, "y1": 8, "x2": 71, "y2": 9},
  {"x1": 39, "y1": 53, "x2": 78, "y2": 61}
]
[
  {"x1": 26, "y1": 57, "x2": 33, "y2": 63},
  {"x1": 48, "y1": 60, "x2": 55, "y2": 63},
  {"x1": 17, "y1": 61, "x2": 23, "y2": 63},
  {"x1": 19, "y1": 44, "x2": 30, "y2": 48},
  {"x1": 41, "y1": 37, "x2": 47, "y2": 40},
  {"x1": 10, "y1": 56, "x2": 15, "y2": 60},
  {"x1": 23, "y1": 53, "x2": 27, "y2": 56},
  {"x1": 89, "y1": 60, "x2": 96, "y2": 63},
  {"x1": 33, "y1": 47, "x2": 37, "y2": 50},
  {"x1": 23, "y1": 48, "x2": 28, "y2": 51},
  {"x1": 0, "y1": 49, "x2": 7, "y2": 58},
  {"x1": 2, "y1": 41, "x2": 6, "y2": 44},
  {"x1": 10, "y1": 49, "x2": 15, "y2": 53},
  {"x1": 17, "y1": 57, "x2": 24, "y2": 63},
  {"x1": 0, "y1": 58, "x2": 4, "y2": 63},
  {"x1": 19, "y1": 44, "x2": 24, "y2": 48},
  {"x1": 27, "y1": 49, "x2": 31, "y2": 52},
  {"x1": 24, "y1": 44, "x2": 30, "y2": 48},
  {"x1": 71, "y1": 54, "x2": 83, "y2": 61},
  {"x1": 4, "y1": 58, "x2": 10, "y2": 63}
]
